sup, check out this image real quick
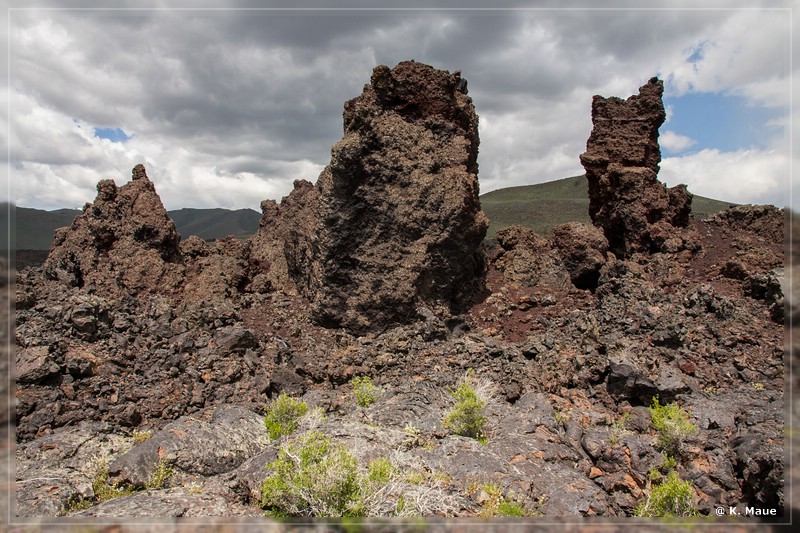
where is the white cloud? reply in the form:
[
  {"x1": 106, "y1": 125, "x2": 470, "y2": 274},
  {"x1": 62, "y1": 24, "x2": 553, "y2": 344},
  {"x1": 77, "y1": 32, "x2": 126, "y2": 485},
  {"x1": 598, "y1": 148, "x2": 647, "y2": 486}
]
[
  {"x1": 660, "y1": 131, "x2": 697, "y2": 154},
  {"x1": 661, "y1": 148, "x2": 791, "y2": 208},
  {"x1": 662, "y1": 9, "x2": 791, "y2": 107}
]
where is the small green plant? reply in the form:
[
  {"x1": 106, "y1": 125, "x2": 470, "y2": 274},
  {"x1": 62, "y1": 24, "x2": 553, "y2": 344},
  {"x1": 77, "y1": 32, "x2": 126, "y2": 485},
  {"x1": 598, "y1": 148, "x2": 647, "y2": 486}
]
[
  {"x1": 132, "y1": 430, "x2": 152, "y2": 444},
  {"x1": 661, "y1": 453, "x2": 677, "y2": 473},
  {"x1": 352, "y1": 376, "x2": 379, "y2": 408},
  {"x1": 145, "y1": 460, "x2": 174, "y2": 490},
  {"x1": 186, "y1": 481, "x2": 203, "y2": 494},
  {"x1": 553, "y1": 409, "x2": 571, "y2": 427},
  {"x1": 404, "y1": 469, "x2": 428, "y2": 485},
  {"x1": 753, "y1": 382, "x2": 765, "y2": 391},
  {"x1": 477, "y1": 483, "x2": 529, "y2": 517},
  {"x1": 367, "y1": 457, "x2": 395, "y2": 484},
  {"x1": 260, "y1": 430, "x2": 364, "y2": 517},
  {"x1": 61, "y1": 496, "x2": 93, "y2": 515},
  {"x1": 61, "y1": 455, "x2": 140, "y2": 513},
  {"x1": 264, "y1": 393, "x2": 309, "y2": 440},
  {"x1": 634, "y1": 470, "x2": 699, "y2": 518},
  {"x1": 648, "y1": 396, "x2": 698, "y2": 456},
  {"x1": 396, "y1": 495, "x2": 407, "y2": 514},
  {"x1": 608, "y1": 413, "x2": 631, "y2": 445},
  {"x1": 443, "y1": 369, "x2": 489, "y2": 442},
  {"x1": 91, "y1": 457, "x2": 137, "y2": 502},
  {"x1": 403, "y1": 422, "x2": 421, "y2": 438},
  {"x1": 497, "y1": 500, "x2": 529, "y2": 517}
]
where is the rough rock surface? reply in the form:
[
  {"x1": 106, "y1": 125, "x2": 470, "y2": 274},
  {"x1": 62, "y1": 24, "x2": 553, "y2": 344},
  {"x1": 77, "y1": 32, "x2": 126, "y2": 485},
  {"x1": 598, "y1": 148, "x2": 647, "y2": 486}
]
[
  {"x1": 109, "y1": 404, "x2": 270, "y2": 487},
  {"x1": 14, "y1": 203, "x2": 787, "y2": 520},
  {"x1": 253, "y1": 61, "x2": 488, "y2": 333},
  {"x1": 248, "y1": 179, "x2": 319, "y2": 295},
  {"x1": 181, "y1": 236, "x2": 253, "y2": 303},
  {"x1": 580, "y1": 77, "x2": 692, "y2": 258},
  {"x1": 551, "y1": 222, "x2": 609, "y2": 290},
  {"x1": 491, "y1": 226, "x2": 570, "y2": 289},
  {"x1": 43, "y1": 164, "x2": 184, "y2": 296}
]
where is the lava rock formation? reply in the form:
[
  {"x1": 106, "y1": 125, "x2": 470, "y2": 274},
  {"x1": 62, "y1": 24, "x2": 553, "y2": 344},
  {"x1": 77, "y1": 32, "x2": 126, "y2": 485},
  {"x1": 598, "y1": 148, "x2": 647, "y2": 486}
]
[
  {"x1": 253, "y1": 61, "x2": 488, "y2": 333},
  {"x1": 580, "y1": 77, "x2": 693, "y2": 258},
  {"x1": 42, "y1": 164, "x2": 184, "y2": 296},
  {"x1": 10, "y1": 64, "x2": 789, "y2": 520}
]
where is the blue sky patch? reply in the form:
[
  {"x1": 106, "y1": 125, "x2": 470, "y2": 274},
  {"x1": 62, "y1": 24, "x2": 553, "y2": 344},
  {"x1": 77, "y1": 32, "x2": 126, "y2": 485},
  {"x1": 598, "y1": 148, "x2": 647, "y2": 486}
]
[
  {"x1": 93, "y1": 127, "x2": 131, "y2": 143},
  {"x1": 662, "y1": 92, "x2": 784, "y2": 154}
]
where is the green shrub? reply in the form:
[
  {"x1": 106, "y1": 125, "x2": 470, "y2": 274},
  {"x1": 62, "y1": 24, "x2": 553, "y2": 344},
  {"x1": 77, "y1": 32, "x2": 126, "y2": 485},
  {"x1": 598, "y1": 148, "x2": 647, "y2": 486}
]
[
  {"x1": 145, "y1": 460, "x2": 174, "y2": 490},
  {"x1": 497, "y1": 500, "x2": 529, "y2": 517},
  {"x1": 608, "y1": 413, "x2": 631, "y2": 445},
  {"x1": 132, "y1": 430, "x2": 152, "y2": 444},
  {"x1": 661, "y1": 453, "x2": 678, "y2": 473},
  {"x1": 260, "y1": 430, "x2": 364, "y2": 517},
  {"x1": 478, "y1": 483, "x2": 529, "y2": 517},
  {"x1": 367, "y1": 457, "x2": 395, "y2": 484},
  {"x1": 264, "y1": 393, "x2": 309, "y2": 440},
  {"x1": 648, "y1": 396, "x2": 698, "y2": 455},
  {"x1": 443, "y1": 370, "x2": 488, "y2": 442},
  {"x1": 91, "y1": 457, "x2": 137, "y2": 502},
  {"x1": 352, "y1": 376, "x2": 378, "y2": 408},
  {"x1": 635, "y1": 470, "x2": 698, "y2": 518}
]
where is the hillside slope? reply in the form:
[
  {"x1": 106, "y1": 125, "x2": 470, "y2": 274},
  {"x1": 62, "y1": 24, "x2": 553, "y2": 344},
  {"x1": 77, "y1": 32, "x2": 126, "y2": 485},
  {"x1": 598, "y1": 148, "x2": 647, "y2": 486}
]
[{"x1": 479, "y1": 175, "x2": 737, "y2": 238}]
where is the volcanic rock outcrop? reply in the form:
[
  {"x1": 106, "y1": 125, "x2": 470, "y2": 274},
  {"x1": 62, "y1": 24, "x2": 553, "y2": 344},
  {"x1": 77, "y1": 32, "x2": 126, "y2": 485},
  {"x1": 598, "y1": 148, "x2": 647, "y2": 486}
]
[
  {"x1": 43, "y1": 164, "x2": 184, "y2": 296},
  {"x1": 255, "y1": 61, "x2": 488, "y2": 333},
  {"x1": 580, "y1": 77, "x2": 692, "y2": 258}
]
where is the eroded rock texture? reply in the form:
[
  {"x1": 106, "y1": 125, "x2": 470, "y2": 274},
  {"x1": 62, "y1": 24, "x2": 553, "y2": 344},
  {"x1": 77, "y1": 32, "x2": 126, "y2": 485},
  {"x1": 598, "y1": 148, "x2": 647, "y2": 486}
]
[
  {"x1": 580, "y1": 77, "x2": 692, "y2": 258},
  {"x1": 43, "y1": 164, "x2": 184, "y2": 296},
  {"x1": 256, "y1": 61, "x2": 488, "y2": 333},
  {"x1": 551, "y1": 222, "x2": 609, "y2": 290}
]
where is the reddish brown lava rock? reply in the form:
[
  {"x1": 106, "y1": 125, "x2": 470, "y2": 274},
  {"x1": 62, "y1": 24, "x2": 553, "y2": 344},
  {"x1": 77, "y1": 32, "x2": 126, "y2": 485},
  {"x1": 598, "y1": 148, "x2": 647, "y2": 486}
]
[
  {"x1": 253, "y1": 61, "x2": 488, "y2": 333},
  {"x1": 248, "y1": 179, "x2": 319, "y2": 295},
  {"x1": 706, "y1": 204, "x2": 785, "y2": 246},
  {"x1": 580, "y1": 77, "x2": 692, "y2": 258},
  {"x1": 551, "y1": 222, "x2": 609, "y2": 290},
  {"x1": 492, "y1": 226, "x2": 570, "y2": 289},
  {"x1": 43, "y1": 164, "x2": 184, "y2": 296}
]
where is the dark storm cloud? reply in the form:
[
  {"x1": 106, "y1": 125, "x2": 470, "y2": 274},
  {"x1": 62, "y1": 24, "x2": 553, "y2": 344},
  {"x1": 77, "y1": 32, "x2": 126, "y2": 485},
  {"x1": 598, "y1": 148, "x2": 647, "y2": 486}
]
[{"x1": 5, "y1": 2, "x2": 792, "y2": 210}]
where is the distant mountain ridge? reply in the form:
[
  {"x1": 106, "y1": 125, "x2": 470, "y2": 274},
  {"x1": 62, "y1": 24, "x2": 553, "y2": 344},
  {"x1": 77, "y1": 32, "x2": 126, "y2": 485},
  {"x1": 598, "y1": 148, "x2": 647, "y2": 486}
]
[
  {"x1": 2, "y1": 204, "x2": 261, "y2": 251},
  {"x1": 2, "y1": 174, "x2": 737, "y2": 252}
]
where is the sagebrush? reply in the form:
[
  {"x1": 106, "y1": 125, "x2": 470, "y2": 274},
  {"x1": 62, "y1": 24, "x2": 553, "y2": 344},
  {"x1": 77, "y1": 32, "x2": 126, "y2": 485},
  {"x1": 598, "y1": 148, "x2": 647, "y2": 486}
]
[
  {"x1": 443, "y1": 369, "x2": 493, "y2": 442},
  {"x1": 264, "y1": 393, "x2": 309, "y2": 440},
  {"x1": 648, "y1": 396, "x2": 698, "y2": 455},
  {"x1": 260, "y1": 430, "x2": 364, "y2": 517}
]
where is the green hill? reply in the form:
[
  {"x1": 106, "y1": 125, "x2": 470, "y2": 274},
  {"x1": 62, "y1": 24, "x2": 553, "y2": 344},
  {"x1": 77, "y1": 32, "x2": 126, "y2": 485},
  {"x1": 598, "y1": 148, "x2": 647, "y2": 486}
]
[
  {"x1": 8, "y1": 206, "x2": 81, "y2": 250},
  {"x1": 479, "y1": 175, "x2": 737, "y2": 238}
]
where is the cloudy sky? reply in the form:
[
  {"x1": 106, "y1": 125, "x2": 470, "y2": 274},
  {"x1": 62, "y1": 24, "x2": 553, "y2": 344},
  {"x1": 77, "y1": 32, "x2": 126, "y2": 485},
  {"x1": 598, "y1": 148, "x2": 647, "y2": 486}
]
[{"x1": 2, "y1": 1, "x2": 795, "y2": 213}]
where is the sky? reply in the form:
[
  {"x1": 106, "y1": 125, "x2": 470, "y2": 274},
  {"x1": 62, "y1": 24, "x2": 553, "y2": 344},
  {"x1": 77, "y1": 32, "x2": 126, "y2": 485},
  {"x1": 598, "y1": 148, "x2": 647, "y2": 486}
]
[{"x1": 1, "y1": 1, "x2": 796, "y2": 212}]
